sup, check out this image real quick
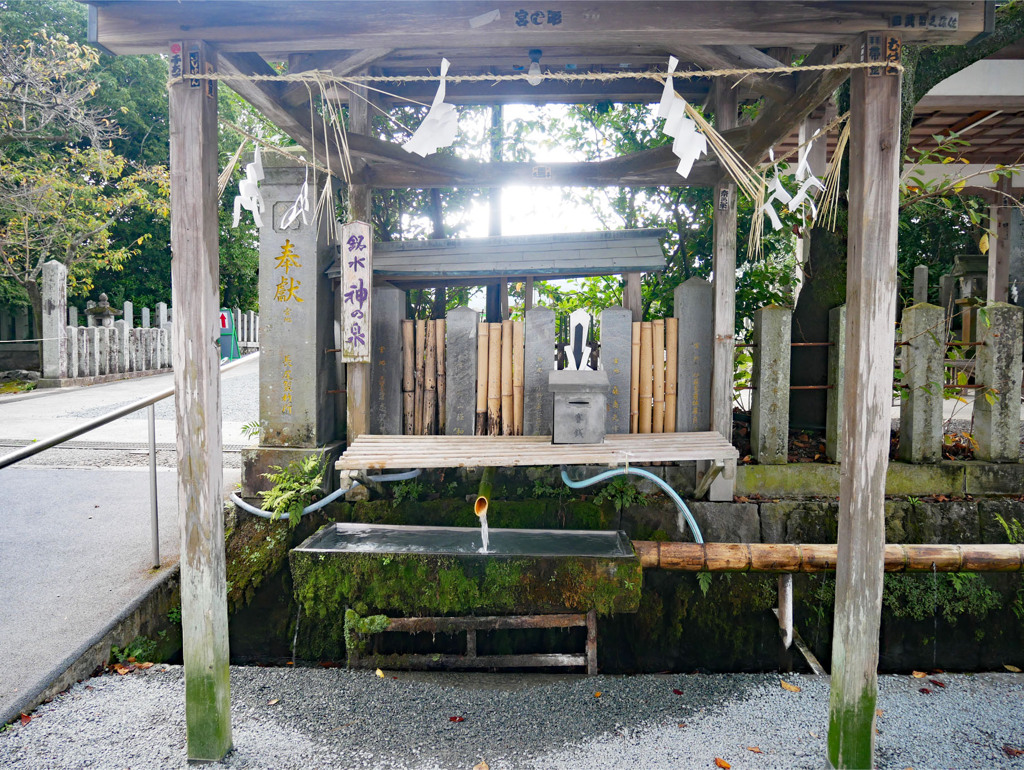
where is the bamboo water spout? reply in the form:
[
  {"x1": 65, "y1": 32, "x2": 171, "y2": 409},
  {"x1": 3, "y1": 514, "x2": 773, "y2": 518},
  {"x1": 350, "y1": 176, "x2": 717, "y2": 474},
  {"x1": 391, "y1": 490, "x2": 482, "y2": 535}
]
[
  {"x1": 632, "y1": 542, "x2": 1024, "y2": 572},
  {"x1": 474, "y1": 466, "x2": 496, "y2": 553}
]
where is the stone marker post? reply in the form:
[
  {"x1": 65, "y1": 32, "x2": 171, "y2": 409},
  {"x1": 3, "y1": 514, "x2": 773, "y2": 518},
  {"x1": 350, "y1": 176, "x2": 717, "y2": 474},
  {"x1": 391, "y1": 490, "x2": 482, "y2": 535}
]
[
  {"x1": 825, "y1": 305, "x2": 847, "y2": 462},
  {"x1": 76, "y1": 327, "x2": 88, "y2": 377},
  {"x1": 913, "y1": 264, "x2": 929, "y2": 305},
  {"x1": 674, "y1": 277, "x2": 713, "y2": 432},
  {"x1": 157, "y1": 302, "x2": 168, "y2": 328},
  {"x1": 114, "y1": 319, "x2": 129, "y2": 373},
  {"x1": 751, "y1": 305, "x2": 792, "y2": 464},
  {"x1": 41, "y1": 261, "x2": 68, "y2": 379},
  {"x1": 897, "y1": 303, "x2": 944, "y2": 463},
  {"x1": 123, "y1": 301, "x2": 133, "y2": 329},
  {"x1": 68, "y1": 307, "x2": 78, "y2": 327},
  {"x1": 141, "y1": 307, "x2": 151, "y2": 329},
  {"x1": 600, "y1": 307, "x2": 632, "y2": 434},
  {"x1": 96, "y1": 326, "x2": 109, "y2": 376},
  {"x1": 445, "y1": 306, "x2": 479, "y2": 436},
  {"x1": 370, "y1": 286, "x2": 403, "y2": 435},
  {"x1": 86, "y1": 326, "x2": 99, "y2": 377},
  {"x1": 85, "y1": 301, "x2": 96, "y2": 328},
  {"x1": 66, "y1": 325, "x2": 78, "y2": 378},
  {"x1": 524, "y1": 308, "x2": 556, "y2": 435},
  {"x1": 973, "y1": 302, "x2": 1024, "y2": 461}
]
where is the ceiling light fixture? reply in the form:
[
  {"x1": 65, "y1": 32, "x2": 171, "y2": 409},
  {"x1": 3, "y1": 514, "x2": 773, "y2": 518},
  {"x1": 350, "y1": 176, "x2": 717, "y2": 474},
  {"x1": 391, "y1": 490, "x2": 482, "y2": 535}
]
[{"x1": 527, "y1": 49, "x2": 543, "y2": 86}]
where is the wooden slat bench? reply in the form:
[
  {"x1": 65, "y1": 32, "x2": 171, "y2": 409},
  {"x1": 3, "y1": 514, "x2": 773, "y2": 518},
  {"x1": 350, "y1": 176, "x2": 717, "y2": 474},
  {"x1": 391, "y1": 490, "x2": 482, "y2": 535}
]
[{"x1": 336, "y1": 432, "x2": 738, "y2": 500}]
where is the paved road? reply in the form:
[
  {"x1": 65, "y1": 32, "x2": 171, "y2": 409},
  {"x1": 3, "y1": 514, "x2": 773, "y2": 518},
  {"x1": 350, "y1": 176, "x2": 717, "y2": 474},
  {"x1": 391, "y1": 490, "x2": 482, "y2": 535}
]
[{"x1": 0, "y1": 359, "x2": 257, "y2": 723}]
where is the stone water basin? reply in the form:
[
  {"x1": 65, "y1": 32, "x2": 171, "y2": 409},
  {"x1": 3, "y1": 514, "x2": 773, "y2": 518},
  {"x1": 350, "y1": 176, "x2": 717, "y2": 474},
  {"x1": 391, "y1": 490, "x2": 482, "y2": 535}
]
[{"x1": 289, "y1": 522, "x2": 642, "y2": 618}]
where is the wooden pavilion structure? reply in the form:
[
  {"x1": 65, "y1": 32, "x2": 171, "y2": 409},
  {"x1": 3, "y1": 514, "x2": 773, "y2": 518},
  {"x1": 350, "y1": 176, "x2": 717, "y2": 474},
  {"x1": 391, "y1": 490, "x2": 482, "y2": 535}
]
[{"x1": 82, "y1": 2, "x2": 990, "y2": 766}]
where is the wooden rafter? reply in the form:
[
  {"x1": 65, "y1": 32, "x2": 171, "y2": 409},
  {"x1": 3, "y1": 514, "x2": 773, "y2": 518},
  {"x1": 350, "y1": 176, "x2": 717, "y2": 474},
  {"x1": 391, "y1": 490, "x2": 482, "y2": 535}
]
[
  {"x1": 282, "y1": 47, "x2": 393, "y2": 106},
  {"x1": 672, "y1": 44, "x2": 794, "y2": 103}
]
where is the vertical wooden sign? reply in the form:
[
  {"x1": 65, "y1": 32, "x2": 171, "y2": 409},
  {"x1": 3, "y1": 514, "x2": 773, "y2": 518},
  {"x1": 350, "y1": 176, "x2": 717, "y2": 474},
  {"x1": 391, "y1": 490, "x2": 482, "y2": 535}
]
[{"x1": 341, "y1": 221, "x2": 372, "y2": 363}]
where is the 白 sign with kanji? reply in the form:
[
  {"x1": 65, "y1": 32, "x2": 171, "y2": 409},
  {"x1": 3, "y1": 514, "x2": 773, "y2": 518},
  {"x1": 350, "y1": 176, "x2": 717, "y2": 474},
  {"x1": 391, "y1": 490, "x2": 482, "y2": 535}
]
[{"x1": 341, "y1": 221, "x2": 372, "y2": 362}]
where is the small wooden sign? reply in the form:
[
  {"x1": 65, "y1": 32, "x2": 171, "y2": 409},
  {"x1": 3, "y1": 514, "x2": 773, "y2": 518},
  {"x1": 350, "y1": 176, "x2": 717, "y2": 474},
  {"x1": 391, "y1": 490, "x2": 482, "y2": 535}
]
[
  {"x1": 865, "y1": 34, "x2": 901, "y2": 77},
  {"x1": 341, "y1": 221, "x2": 373, "y2": 363}
]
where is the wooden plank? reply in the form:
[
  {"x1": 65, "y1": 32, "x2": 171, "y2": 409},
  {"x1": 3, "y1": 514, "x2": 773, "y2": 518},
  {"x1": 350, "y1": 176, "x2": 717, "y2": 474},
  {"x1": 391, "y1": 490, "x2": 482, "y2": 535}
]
[
  {"x1": 435, "y1": 319, "x2": 446, "y2": 432},
  {"x1": 638, "y1": 322, "x2": 653, "y2": 433},
  {"x1": 282, "y1": 47, "x2": 392, "y2": 106},
  {"x1": 711, "y1": 80, "x2": 738, "y2": 444},
  {"x1": 623, "y1": 272, "x2": 642, "y2": 322},
  {"x1": 414, "y1": 319, "x2": 426, "y2": 433},
  {"x1": 168, "y1": 40, "x2": 232, "y2": 762},
  {"x1": 629, "y1": 322, "x2": 640, "y2": 432},
  {"x1": 402, "y1": 319, "x2": 414, "y2": 435},
  {"x1": 424, "y1": 320, "x2": 437, "y2": 434},
  {"x1": 828, "y1": 34, "x2": 902, "y2": 770},
  {"x1": 672, "y1": 43, "x2": 794, "y2": 102},
  {"x1": 487, "y1": 322, "x2": 501, "y2": 435},
  {"x1": 351, "y1": 653, "x2": 587, "y2": 670},
  {"x1": 665, "y1": 317, "x2": 678, "y2": 430},
  {"x1": 501, "y1": 319, "x2": 513, "y2": 435},
  {"x1": 652, "y1": 319, "x2": 666, "y2": 433},
  {"x1": 93, "y1": 2, "x2": 985, "y2": 56}
]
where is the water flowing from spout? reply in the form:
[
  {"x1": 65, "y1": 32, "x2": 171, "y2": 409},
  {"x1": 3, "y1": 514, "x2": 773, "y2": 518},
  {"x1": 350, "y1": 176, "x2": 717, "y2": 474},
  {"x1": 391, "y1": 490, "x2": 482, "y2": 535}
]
[{"x1": 478, "y1": 512, "x2": 490, "y2": 553}]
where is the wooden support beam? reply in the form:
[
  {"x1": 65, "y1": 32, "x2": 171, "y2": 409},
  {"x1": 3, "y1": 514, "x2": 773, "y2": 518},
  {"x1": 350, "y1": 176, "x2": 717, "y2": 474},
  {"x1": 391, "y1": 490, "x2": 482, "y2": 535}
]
[
  {"x1": 672, "y1": 44, "x2": 794, "y2": 102},
  {"x1": 828, "y1": 34, "x2": 902, "y2": 770},
  {"x1": 741, "y1": 43, "x2": 853, "y2": 168},
  {"x1": 710, "y1": 80, "x2": 738, "y2": 444},
  {"x1": 623, "y1": 273, "x2": 642, "y2": 322},
  {"x1": 168, "y1": 41, "x2": 232, "y2": 762},
  {"x1": 282, "y1": 47, "x2": 393, "y2": 106}
]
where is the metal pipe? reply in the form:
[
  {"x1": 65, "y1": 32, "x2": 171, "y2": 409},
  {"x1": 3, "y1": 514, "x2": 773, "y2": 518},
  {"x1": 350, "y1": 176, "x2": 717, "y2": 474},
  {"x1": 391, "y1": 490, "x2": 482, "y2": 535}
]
[
  {"x1": 561, "y1": 466, "x2": 704, "y2": 544},
  {"x1": 0, "y1": 352, "x2": 259, "y2": 470},
  {"x1": 148, "y1": 403, "x2": 160, "y2": 569}
]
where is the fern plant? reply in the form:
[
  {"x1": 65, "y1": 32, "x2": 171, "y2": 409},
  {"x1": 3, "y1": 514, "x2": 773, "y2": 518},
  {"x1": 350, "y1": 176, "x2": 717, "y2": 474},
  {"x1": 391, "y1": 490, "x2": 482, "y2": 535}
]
[{"x1": 259, "y1": 452, "x2": 326, "y2": 528}]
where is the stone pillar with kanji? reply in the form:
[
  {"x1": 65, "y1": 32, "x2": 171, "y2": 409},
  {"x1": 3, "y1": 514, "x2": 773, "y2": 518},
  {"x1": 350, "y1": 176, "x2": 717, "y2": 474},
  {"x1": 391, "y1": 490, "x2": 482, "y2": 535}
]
[{"x1": 241, "y1": 155, "x2": 342, "y2": 496}]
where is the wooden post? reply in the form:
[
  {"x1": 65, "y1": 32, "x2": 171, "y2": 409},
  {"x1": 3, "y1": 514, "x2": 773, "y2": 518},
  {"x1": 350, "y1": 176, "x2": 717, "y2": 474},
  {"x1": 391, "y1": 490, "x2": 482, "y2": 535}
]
[
  {"x1": 402, "y1": 320, "x2": 414, "y2": 435},
  {"x1": 623, "y1": 273, "x2": 642, "y2": 322},
  {"x1": 524, "y1": 277, "x2": 534, "y2": 311},
  {"x1": 476, "y1": 322, "x2": 489, "y2": 435},
  {"x1": 828, "y1": 34, "x2": 902, "y2": 770},
  {"x1": 711, "y1": 80, "x2": 738, "y2": 442},
  {"x1": 347, "y1": 77, "x2": 373, "y2": 441},
  {"x1": 414, "y1": 318, "x2": 426, "y2": 434},
  {"x1": 168, "y1": 41, "x2": 231, "y2": 761}
]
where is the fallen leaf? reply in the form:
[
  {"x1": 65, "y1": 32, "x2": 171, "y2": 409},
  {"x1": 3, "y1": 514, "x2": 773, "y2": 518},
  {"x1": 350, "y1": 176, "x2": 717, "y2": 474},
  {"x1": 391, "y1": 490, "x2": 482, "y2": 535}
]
[
  {"x1": 911, "y1": 671, "x2": 927, "y2": 678},
  {"x1": 780, "y1": 680, "x2": 801, "y2": 693},
  {"x1": 473, "y1": 763, "x2": 490, "y2": 770},
  {"x1": 1003, "y1": 745, "x2": 1024, "y2": 758},
  {"x1": 594, "y1": 692, "x2": 602, "y2": 698},
  {"x1": 919, "y1": 688, "x2": 932, "y2": 694},
  {"x1": 127, "y1": 657, "x2": 136, "y2": 663},
  {"x1": 929, "y1": 679, "x2": 946, "y2": 688},
  {"x1": 136, "y1": 662, "x2": 154, "y2": 670},
  {"x1": 375, "y1": 668, "x2": 385, "y2": 678},
  {"x1": 19, "y1": 714, "x2": 31, "y2": 726},
  {"x1": 449, "y1": 716, "x2": 465, "y2": 723},
  {"x1": 678, "y1": 723, "x2": 687, "y2": 728},
  {"x1": 285, "y1": 661, "x2": 293, "y2": 665},
  {"x1": 1005, "y1": 664, "x2": 1022, "y2": 673},
  {"x1": 672, "y1": 689, "x2": 684, "y2": 695},
  {"x1": 113, "y1": 664, "x2": 130, "y2": 676},
  {"x1": 876, "y1": 709, "x2": 884, "y2": 717},
  {"x1": 268, "y1": 699, "x2": 279, "y2": 706},
  {"x1": 714, "y1": 759, "x2": 731, "y2": 769},
  {"x1": 931, "y1": 669, "x2": 945, "y2": 674},
  {"x1": 747, "y1": 746, "x2": 763, "y2": 753},
  {"x1": 809, "y1": 732, "x2": 818, "y2": 738}
]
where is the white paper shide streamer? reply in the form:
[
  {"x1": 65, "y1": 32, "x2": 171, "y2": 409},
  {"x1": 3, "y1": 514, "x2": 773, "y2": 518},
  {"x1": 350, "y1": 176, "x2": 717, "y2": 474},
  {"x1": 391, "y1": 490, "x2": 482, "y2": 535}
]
[
  {"x1": 232, "y1": 146, "x2": 265, "y2": 228},
  {"x1": 280, "y1": 165, "x2": 311, "y2": 230},
  {"x1": 403, "y1": 58, "x2": 459, "y2": 157},
  {"x1": 657, "y1": 56, "x2": 707, "y2": 179}
]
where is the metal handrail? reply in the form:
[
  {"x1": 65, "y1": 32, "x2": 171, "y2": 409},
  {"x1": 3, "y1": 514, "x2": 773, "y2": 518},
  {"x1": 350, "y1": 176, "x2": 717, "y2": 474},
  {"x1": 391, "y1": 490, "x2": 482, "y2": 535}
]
[{"x1": 0, "y1": 352, "x2": 260, "y2": 567}]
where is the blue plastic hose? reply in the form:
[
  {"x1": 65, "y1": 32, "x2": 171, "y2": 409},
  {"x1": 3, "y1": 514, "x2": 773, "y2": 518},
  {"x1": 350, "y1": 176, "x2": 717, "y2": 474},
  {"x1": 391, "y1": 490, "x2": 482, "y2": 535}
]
[{"x1": 560, "y1": 466, "x2": 704, "y2": 544}]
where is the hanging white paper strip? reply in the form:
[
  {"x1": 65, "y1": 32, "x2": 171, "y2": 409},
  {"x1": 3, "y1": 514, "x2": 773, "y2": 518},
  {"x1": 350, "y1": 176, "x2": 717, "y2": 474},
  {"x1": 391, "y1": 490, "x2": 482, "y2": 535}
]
[
  {"x1": 655, "y1": 56, "x2": 707, "y2": 179},
  {"x1": 232, "y1": 146, "x2": 265, "y2": 228},
  {"x1": 279, "y1": 165, "x2": 311, "y2": 230},
  {"x1": 403, "y1": 58, "x2": 459, "y2": 157}
]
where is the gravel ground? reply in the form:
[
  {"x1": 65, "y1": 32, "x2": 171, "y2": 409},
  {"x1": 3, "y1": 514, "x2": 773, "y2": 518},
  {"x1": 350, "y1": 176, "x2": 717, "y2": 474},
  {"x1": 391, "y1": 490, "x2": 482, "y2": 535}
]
[{"x1": 2, "y1": 667, "x2": 1022, "y2": 769}]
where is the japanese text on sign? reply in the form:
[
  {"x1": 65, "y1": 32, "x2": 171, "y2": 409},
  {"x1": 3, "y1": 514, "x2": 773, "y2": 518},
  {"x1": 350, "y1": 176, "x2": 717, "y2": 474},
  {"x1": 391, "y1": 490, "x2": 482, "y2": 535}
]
[
  {"x1": 514, "y1": 9, "x2": 562, "y2": 26},
  {"x1": 341, "y1": 221, "x2": 373, "y2": 362}
]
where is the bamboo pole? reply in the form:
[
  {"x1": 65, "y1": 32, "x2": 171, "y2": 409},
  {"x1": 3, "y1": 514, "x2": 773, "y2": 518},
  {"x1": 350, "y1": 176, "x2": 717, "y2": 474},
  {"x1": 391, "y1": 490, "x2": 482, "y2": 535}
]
[
  {"x1": 487, "y1": 322, "x2": 501, "y2": 436},
  {"x1": 402, "y1": 320, "x2": 415, "y2": 435},
  {"x1": 475, "y1": 322, "x2": 488, "y2": 435},
  {"x1": 500, "y1": 319, "x2": 513, "y2": 435},
  {"x1": 414, "y1": 319, "x2": 426, "y2": 434},
  {"x1": 424, "y1": 320, "x2": 437, "y2": 435},
  {"x1": 665, "y1": 317, "x2": 678, "y2": 432},
  {"x1": 652, "y1": 319, "x2": 666, "y2": 433},
  {"x1": 638, "y1": 321, "x2": 653, "y2": 433},
  {"x1": 632, "y1": 542, "x2": 1024, "y2": 573},
  {"x1": 512, "y1": 320, "x2": 525, "y2": 436},
  {"x1": 435, "y1": 319, "x2": 446, "y2": 433},
  {"x1": 630, "y1": 322, "x2": 640, "y2": 433}
]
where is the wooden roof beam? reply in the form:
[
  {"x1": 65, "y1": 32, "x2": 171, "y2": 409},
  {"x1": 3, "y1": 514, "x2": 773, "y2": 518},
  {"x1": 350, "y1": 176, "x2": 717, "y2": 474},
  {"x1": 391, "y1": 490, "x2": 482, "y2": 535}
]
[
  {"x1": 672, "y1": 44, "x2": 795, "y2": 103},
  {"x1": 740, "y1": 43, "x2": 854, "y2": 168},
  {"x1": 215, "y1": 49, "x2": 490, "y2": 183},
  {"x1": 281, "y1": 47, "x2": 393, "y2": 107}
]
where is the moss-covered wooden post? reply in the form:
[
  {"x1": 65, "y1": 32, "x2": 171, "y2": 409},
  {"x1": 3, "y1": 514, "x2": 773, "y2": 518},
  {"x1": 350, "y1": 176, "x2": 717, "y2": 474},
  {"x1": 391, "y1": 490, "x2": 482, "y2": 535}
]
[
  {"x1": 827, "y1": 34, "x2": 901, "y2": 770},
  {"x1": 169, "y1": 40, "x2": 232, "y2": 761}
]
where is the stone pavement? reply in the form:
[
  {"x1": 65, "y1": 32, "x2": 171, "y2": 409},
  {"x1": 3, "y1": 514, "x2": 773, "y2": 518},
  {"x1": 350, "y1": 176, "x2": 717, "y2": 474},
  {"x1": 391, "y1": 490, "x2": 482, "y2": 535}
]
[{"x1": 0, "y1": 358, "x2": 257, "y2": 724}]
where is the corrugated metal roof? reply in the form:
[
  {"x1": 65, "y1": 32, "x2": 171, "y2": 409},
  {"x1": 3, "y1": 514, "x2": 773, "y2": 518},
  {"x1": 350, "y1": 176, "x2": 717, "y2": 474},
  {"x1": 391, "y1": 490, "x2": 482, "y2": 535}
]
[{"x1": 326, "y1": 229, "x2": 667, "y2": 287}]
